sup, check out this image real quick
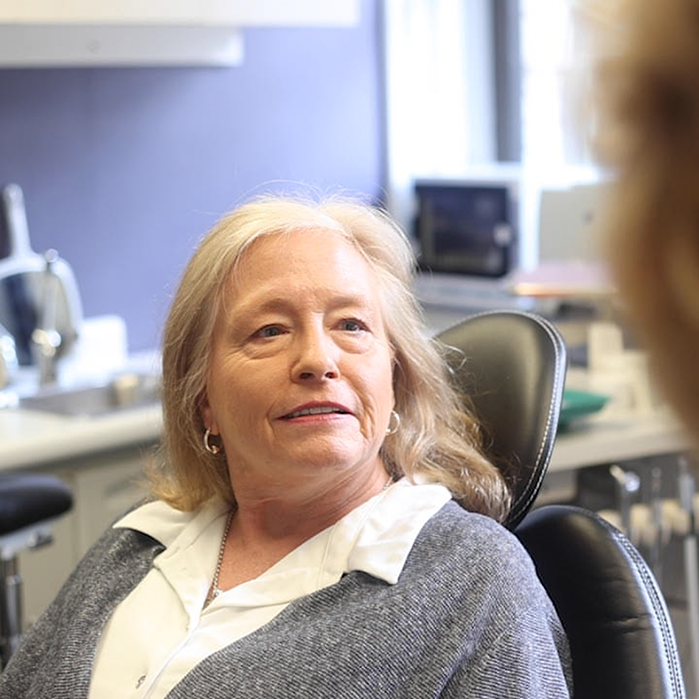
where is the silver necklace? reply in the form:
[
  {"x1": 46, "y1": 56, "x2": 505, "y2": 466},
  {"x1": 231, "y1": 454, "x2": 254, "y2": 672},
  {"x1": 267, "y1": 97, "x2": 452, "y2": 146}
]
[
  {"x1": 203, "y1": 476, "x2": 393, "y2": 608},
  {"x1": 205, "y1": 509, "x2": 234, "y2": 608}
]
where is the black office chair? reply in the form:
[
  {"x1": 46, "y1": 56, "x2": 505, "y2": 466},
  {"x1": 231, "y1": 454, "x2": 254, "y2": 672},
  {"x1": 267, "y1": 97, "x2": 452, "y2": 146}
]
[
  {"x1": 0, "y1": 473, "x2": 73, "y2": 669},
  {"x1": 436, "y1": 310, "x2": 686, "y2": 699}
]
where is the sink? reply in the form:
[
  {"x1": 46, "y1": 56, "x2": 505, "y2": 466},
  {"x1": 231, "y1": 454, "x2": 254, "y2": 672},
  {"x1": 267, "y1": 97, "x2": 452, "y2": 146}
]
[{"x1": 15, "y1": 372, "x2": 161, "y2": 417}]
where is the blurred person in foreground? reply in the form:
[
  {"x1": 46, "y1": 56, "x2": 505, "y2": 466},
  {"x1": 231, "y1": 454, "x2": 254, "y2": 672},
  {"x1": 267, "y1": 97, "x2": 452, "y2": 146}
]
[
  {"x1": 585, "y1": 0, "x2": 699, "y2": 443},
  {"x1": 0, "y1": 194, "x2": 571, "y2": 698}
]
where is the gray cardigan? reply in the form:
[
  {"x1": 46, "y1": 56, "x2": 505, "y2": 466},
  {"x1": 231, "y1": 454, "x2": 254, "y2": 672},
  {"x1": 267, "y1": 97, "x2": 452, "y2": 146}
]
[{"x1": 0, "y1": 501, "x2": 572, "y2": 698}]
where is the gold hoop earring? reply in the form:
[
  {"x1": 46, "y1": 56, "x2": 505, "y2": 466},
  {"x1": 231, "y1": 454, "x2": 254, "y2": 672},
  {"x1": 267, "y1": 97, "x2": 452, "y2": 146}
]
[
  {"x1": 203, "y1": 428, "x2": 222, "y2": 455},
  {"x1": 386, "y1": 410, "x2": 401, "y2": 436}
]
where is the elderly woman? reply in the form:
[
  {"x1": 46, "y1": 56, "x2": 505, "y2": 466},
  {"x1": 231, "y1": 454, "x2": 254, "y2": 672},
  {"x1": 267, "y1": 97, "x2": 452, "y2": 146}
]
[{"x1": 0, "y1": 195, "x2": 571, "y2": 698}]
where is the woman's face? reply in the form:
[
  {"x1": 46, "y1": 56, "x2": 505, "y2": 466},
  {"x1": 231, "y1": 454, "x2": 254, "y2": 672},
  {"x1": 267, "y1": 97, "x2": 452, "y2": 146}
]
[{"x1": 201, "y1": 228, "x2": 395, "y2": 498}]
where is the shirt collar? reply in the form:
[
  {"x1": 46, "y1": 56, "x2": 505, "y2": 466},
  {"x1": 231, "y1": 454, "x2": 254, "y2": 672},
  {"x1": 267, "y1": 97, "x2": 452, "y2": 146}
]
[{"x1": 114, "y1": 479, "x2": 451, "y2": 588}]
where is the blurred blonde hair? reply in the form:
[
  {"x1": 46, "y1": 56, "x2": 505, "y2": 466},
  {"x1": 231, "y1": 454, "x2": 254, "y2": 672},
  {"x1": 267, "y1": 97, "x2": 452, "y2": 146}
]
[
  {"x1": 585, "y1": 0, "x2": 699, "y2": 441},
  {"x1": 149, "y1": 194, "x2": 511, "y2": 521}
]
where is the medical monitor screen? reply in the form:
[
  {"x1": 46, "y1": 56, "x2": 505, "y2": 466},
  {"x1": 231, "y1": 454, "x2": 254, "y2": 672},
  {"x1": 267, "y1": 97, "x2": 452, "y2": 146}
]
[{"x1": 414, "y1": 182, "x2": 516, "y2": 277}]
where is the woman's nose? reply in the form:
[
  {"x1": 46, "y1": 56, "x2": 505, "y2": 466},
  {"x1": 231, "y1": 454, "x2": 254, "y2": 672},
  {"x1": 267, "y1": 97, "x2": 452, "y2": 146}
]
[{"x1": 292, "y1": 328, "x2": 339, "y2": 382}]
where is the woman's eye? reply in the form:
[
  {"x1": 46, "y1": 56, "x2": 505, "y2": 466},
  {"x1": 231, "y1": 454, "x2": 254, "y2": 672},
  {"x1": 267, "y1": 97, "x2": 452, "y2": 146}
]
[
  {"x1": 340, "y1": 319, "x2": 367, "y2": 333},
  {"x1": 255, "y1": 325, "x2": 284, "y2": 339}
]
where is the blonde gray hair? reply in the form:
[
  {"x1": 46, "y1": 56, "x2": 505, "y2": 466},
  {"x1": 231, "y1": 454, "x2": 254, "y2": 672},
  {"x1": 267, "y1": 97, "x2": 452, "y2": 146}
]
[{"x1": 149, "y1": 194, "x2": 511, "y2": 521}]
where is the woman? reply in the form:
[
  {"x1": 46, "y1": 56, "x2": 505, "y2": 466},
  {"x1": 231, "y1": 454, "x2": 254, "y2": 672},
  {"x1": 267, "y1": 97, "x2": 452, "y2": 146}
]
[{"x1": 0, "y1": 195, "x2": 571, "y2": 697}]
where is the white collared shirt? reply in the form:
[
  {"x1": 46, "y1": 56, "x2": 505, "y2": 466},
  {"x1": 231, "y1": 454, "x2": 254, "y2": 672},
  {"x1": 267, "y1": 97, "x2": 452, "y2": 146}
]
[{"x1": 88, "y1": 478, "x2": 451, "y2": 699}]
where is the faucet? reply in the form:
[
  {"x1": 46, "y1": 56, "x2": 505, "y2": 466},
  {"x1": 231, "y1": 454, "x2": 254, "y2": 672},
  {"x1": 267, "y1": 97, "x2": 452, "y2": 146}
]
[
  {"x1": 31, "y1": 249, "x2": 63, "y2": 387},
  {"x1": 0, "y1": 322, "x2": 18, "y2": 388}
]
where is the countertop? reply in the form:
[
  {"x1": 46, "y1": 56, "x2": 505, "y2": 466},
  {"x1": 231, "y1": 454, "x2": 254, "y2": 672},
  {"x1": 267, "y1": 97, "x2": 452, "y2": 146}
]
[
  {"x1": 0, "y1": 324, "x2": 163, "y2": 471},
  {"x1": 0, "y1": 402, "x2": 162, "y2": 471},
  {"x1": 550, "y1": 410, "x2": 690, "y2": 472}
]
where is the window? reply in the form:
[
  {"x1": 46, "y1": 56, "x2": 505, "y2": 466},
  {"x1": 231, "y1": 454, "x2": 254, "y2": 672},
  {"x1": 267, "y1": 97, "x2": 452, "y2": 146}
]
[
  {"x1": 382, "y1": 0, "x2": 499, "y2": 227},
  {"x1": 382, "y1": 0, "x2": 600, "y2": 267}
]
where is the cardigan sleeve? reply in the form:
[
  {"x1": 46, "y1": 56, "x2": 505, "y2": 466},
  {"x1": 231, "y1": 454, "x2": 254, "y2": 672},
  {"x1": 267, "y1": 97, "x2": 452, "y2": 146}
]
[
  {"x1": 438, "y1": 514, "x2": 573, "y2": 698},
  {"x1": 442, "y1": 594, "x2": 572, "y2": 697},
  {"x1": 0, "y1": 527, "x2": 163, "y2": 699}
]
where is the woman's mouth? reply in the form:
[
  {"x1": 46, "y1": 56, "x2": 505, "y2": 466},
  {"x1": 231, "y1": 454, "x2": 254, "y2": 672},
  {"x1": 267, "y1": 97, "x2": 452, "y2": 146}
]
[{"x1": 282, "y1": 405, "x2": 350, "y2": 419}]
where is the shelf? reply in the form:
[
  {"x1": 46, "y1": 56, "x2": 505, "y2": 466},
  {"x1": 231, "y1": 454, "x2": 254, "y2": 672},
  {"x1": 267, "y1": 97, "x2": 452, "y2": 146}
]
[
  {"x1": 0, "y1": 0, "x2": 359, "y2": 67},
  {"x1": 0, "y1": 24, "x2": 244, "y2": 67},
  {"x1": 0, "y1": 1, "x2": 359, "y2": 27}
]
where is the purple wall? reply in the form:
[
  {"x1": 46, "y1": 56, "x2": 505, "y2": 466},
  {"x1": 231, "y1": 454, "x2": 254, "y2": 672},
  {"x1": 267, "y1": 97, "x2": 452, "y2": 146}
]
[{"x1": 0, "y1": 0, "x2": 384, "y2": 350}]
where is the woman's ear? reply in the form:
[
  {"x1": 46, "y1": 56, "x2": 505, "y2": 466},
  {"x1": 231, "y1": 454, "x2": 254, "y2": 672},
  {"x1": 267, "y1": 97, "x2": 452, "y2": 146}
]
[{"x1": 199, "y1": 393, "x2": 219, "y2": 435}]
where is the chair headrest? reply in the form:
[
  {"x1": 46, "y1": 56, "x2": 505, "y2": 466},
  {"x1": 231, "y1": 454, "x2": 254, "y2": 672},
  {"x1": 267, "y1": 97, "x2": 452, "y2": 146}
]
[{"x1": 436, "y1": 310, "x2": 567, "y2": 528}]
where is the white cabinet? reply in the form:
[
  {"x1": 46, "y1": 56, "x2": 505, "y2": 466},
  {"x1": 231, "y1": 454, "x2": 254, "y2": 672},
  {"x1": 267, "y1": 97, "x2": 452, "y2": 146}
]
[
  {"x1": 0, "y1": 0, "x2": 359, "y2": 66},
  {"x1": 16, "y1": 509, "x2": 75, "y2": 629},
  {"x1": 0, "y1": 1, "x2": 359, "y2": 26},
  {"x1": 18, "y1": 444, "x2": 154, "y2": 627},
  {"x1": 70, "y1": 449, "x2": 152, "y2": 559},
  {"x1": 0, "y1": 23, "x2": 246, "y2": 66}
]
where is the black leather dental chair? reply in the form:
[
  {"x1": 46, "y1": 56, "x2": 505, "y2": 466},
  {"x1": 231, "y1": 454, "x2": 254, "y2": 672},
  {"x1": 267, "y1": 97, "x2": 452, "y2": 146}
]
[
  {"x1": 436, "y1": 309, "x2": 566, "y2": 530},
  {"x1": 0, "y1": 472, "x2": 72, "y2": 669},
  {"x1": 436, "y1": 310, "x2": 686, "y2": 699}
]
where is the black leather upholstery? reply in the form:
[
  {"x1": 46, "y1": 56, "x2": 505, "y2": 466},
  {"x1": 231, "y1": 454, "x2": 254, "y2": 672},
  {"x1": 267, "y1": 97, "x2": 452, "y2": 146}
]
[
  {"x1": 0, "y1": 473, "x2": 73, "y2": 536},
  {"x1": 516, "y1": 505, "x2": 686, "y2": 699},
  {"x1": 436, "y1": 310, "x2": 567, "y2": 529}
]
